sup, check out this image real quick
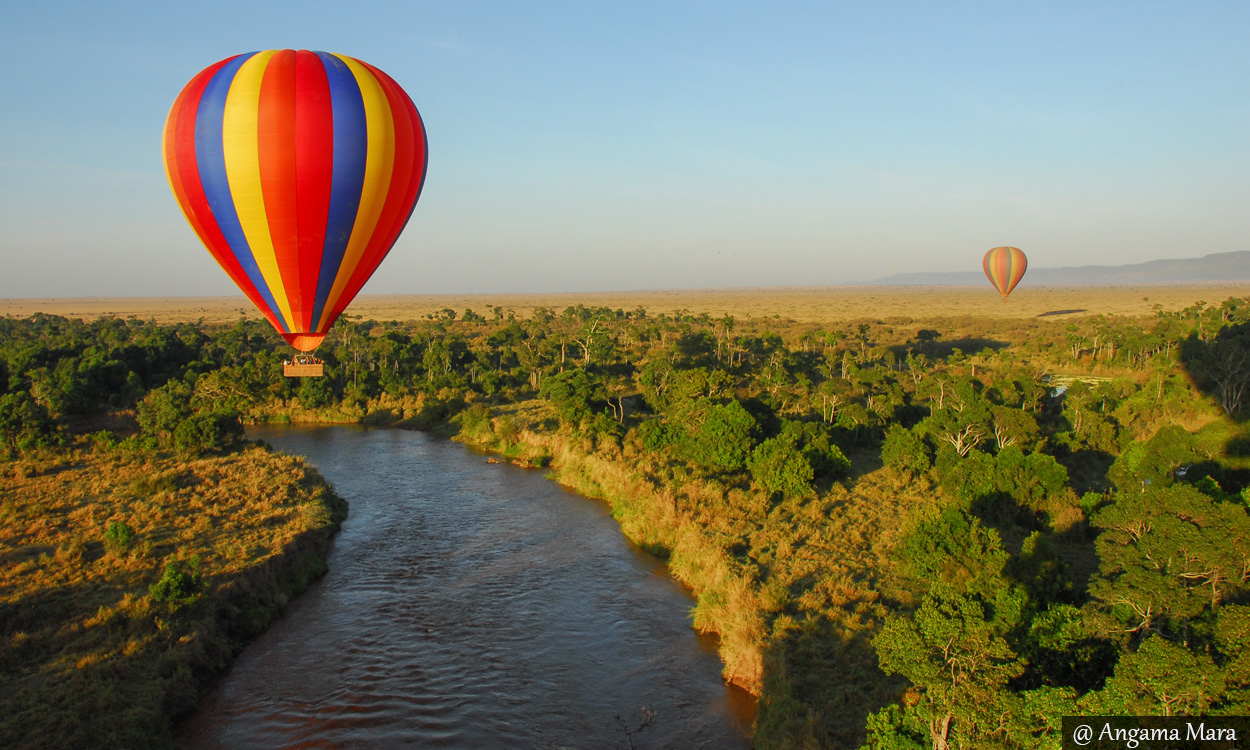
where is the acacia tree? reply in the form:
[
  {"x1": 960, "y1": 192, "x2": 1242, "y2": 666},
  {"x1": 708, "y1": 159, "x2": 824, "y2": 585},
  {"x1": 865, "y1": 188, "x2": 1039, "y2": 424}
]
[
  {"x1": 1088, "y1": 485, "x2": 1250, "y2": 638},
  {"x1": 871, "y1": 583, "x2": 1026, "y2": 750},
  {"x1": 1089, "y1": 634, "x2": 1224, "y2": 716}
]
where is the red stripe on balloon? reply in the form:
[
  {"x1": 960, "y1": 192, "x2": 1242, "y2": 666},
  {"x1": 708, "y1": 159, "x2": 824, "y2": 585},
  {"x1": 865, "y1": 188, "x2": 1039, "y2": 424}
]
[
  {"x1": 168, "y1": 57, "x2": 287, "y2": 334},
  {"x1": 328, "y1": 60, "x2": 427, "y2": 324},
  {"x1": 166, "y1": 61, "x2": 231, "y2": 253},
  {"x1": 258, "y1": 50, "x2": 306, "y2": 329},
  {"x1": 370, "y1": 63, "x2": 428, "y2": 259},
  {"x1": 293, "y1": 50, "x2": 335, "y2": 334}
]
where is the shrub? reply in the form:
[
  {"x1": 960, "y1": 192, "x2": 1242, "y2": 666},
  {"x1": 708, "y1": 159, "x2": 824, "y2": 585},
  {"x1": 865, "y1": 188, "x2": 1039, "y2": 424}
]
[
  {"x1": 882, "y1": 424, "x2": 931, "y2": 478},
  {"x1": 638, "y1": 419, "x2": 674, "y2": 451},
  {"x1": 0, "y1": 391, "x2": 64, "y2": 451},
  {"x1": 458, "y1": 402, "x2": 493, "y2": 435},
  {"x1": 149, "y1": 556, "x2": 203, "y2": 603},
  {"x1": 173, "y1": 412, "x2": 244, "y2": 453},
  {"x1": 676, "y1": 399, "x2": 758, "y2": 474},
  {"x1": 749, "y1": 435, "x2": 814, "y2": 497},
  {"x1": 103, "y1": 521, "x2": 135, "y2": 558}
]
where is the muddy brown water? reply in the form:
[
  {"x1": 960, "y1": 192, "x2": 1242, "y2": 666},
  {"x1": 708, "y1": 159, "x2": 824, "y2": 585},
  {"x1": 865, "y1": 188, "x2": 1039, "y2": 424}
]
[{"x1": 176, "y1": 425, "x2": 754, "y2": 749}]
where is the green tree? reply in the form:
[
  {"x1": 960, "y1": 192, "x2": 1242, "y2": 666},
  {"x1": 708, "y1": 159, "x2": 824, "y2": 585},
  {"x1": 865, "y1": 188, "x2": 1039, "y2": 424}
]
[
  {"x1": 539, "y1": 368, "x2": 606, "y2": 427},
  {"x1": 1215, "y1": 605, "x2": 1250, "y2": 710},
  {"x1": 1089, "y1": 484, "x2": 1250, "y2": 636},
  {"x1": 1090, "y1": 634, "x2": 1224, "y2": 716},
  {"x1": 894, "y1": 507, "x2": 1010, "y2": 599},
  {"x1": 676, "y1": 398, "x2": 758, "y2": 474},
  {"x1": 748, "y1": 434, "x2": 814, "y2": 497},
  {"x1": 136, "y1": 380, "x2": 193, "y2": 446},
  {"x1": 172, "y1": 411, "x2": 245, "y2": 453},
  {"x1": 871, "y1": 583, "x2": 1026, "y2": 750},
  {"x1": 882, "y1": 424, "x2": 932, "y2": 479},
  {"x1": 0, "y1": 391, "x2": 63, "y2": 452},
  {"x1": 297, "y1": 374, "x2": 335, "y2": 409},
  {"x1": 1108, "y1": 425, "x2": 1201, "y2": 492}
]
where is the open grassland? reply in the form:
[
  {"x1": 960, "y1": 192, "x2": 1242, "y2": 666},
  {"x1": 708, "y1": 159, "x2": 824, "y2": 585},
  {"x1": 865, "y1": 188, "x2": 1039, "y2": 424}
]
[
  {"x1": 0, "y1": 444, "x2": 346, "y2": 750},
  {"x1": 6, "y1": 285, "x2": 1250, "y2": 749},
  {"x1": 5, "y1": 282, "x2": 1250, "y2": 327}
]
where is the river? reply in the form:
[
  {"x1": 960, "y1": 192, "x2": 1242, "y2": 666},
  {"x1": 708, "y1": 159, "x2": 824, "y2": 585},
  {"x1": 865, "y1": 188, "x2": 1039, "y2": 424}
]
[{"x1": 176, "y1": 425, "x2": 755, "y2": 749}]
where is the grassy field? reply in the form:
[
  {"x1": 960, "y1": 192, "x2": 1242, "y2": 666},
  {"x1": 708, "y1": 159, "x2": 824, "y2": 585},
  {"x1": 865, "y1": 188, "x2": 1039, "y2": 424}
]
[
  {"x1": 4, "y1": 283, "x2": 1249, "y2": 327},
  {"x1": 0, "y1": 444, "x2": 347, "y2": 749}
]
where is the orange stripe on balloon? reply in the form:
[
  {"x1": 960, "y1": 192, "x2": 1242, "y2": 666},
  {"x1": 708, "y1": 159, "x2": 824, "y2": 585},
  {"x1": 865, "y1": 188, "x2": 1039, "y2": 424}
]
[{"x1": 257, "y1": 50, "x2": 307, "y2": 330}]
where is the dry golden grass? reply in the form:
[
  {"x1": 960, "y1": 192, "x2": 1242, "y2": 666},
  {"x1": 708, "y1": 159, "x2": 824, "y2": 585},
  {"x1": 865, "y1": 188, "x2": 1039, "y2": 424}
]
[
  {"x1": 0, "y1": 444, "x2": 345, "y2": 749},
  {"x1": 5, "y1": 283, "x2": 1249, "y2": 328}
]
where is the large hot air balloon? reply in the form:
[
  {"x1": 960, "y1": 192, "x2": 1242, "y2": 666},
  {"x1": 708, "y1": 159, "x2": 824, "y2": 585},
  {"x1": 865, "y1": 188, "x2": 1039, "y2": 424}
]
[
  {"x1": 162, "y1": 50, "x2": 427, "y2": 353},
  {"x1": 982, "y1": 246, "x2": 1027, "y2": 300}
]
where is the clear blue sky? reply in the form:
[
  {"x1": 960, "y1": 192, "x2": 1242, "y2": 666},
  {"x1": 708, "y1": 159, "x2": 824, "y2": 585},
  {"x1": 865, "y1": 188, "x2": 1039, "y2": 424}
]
[{"x1": 1, "y1": 1, "x2": 1247, "y2": 297}]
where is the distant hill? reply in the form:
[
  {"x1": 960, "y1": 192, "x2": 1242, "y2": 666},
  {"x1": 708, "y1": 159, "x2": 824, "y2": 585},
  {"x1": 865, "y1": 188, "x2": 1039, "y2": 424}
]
[{"x1": 871, "y1": 250, "x2": 1250, "y2": 286}]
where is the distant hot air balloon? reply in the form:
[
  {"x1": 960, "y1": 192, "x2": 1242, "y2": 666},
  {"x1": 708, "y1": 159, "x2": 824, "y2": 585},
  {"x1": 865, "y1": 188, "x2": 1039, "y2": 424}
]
[
  {"x1": 982, "y1": 246, "x2": 1027, "y2": 300},
  {"x1": 162, "y1": 50, "x2": 427, "y2": 353}
]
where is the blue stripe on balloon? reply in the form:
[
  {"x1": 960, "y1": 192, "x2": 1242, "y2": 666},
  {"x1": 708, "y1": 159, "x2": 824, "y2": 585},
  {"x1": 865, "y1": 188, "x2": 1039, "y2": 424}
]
[
  {"x1": 194, "y1": 51, "x2": 288, "y2": 332},
  {"x1": 310, "y1": 51, "x2": 368, "y2": 331}
]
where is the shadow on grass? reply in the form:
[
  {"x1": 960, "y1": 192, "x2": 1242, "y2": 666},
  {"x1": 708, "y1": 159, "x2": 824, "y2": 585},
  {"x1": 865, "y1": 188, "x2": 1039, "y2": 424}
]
[
  {"x1": 1179, "y1": 322, "x2": 1250, "y2": 461},
  {"x1": 754, "y1": 616, "x2": 900, "y2": 749},
  {"x1": 891, "y1": 336, "x2": 1010, "y2": 363},
  {"x1": 1181, "y1": 321, "x2": 1250, "y2": 412}
]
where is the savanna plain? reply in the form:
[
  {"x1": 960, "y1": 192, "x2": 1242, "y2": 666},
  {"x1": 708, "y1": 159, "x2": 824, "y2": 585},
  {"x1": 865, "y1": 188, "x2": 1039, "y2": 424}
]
[{"x1": 4, "y1": 283, "x2": 1250, "y2": 750}]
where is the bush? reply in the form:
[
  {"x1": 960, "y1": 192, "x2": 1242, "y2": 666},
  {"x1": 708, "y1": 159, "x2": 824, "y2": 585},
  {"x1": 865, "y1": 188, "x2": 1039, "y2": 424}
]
[
  {"x1": 149, "y1": 556, "x2": 203, "y2": 603},
  {"x1": 458, "y1": 402, "x2": 493, "y2": 435},
  {"x1": 749, "y1": 435, "x2": 814, "y2": 497},
  {"x1": 173, "y1": 412, "x2": 244, "y2": 453},
  {"x1": 882, "y1": 424, "x2": 931, "y2": 478},
  {"x1": 103, "y1": 521, "x2": 135, "y2": 558},
  {"x1": 0, "y1": 391, "x2": 63, "y2": 451},
  {"x1": 638, "y1": 418, "x2": 673, "y2": 451},
  {"x1": 675, "y1": 399, "x2": 758, "y2": 474},
  {"x1": 779, "y1": 419, "x2": 852, "y2": 479},
  {"x1": 811, "y1": 442, "x2": 852, "y2": 479}
]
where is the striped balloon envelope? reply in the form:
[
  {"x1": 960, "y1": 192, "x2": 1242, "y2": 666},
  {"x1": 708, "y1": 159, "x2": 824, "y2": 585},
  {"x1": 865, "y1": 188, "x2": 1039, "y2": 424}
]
[
  {"x1": 162, "y1": 50, "x2": 427, "y2": 351},
  {"x1": 982, "y1": 246, "x2": 1027, "y2": 300}
]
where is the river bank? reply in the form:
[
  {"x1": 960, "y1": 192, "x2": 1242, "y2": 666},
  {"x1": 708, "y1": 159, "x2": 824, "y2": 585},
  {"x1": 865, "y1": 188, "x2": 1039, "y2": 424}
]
[
  {"x1": 179, "y1": 425, "x2": 753, "y2": 749},
  {"x1": 441, "y1": 399, "x2": 922, "y2": 748},
  {"x1": 0, "y1": 444, "x2": 346, "y2": 750}
]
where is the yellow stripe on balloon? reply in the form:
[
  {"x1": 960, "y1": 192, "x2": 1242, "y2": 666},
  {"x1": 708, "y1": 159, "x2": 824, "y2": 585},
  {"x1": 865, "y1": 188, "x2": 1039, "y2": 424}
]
[
  {"x1": 317, "y1": 54, "x2": 396, "y2": 327},
  {"x1": 221, "y1": 50, "x2": 296, "y2": 331}
]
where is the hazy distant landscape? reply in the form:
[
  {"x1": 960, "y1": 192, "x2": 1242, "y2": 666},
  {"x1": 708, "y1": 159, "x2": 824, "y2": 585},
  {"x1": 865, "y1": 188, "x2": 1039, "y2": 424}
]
[
  {"x1": 874, "y1": 250, "x2": 1250, "y2": 286},
  {"x1": 6, "y1": 280, "x2": 1250, "y2": 328}
]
